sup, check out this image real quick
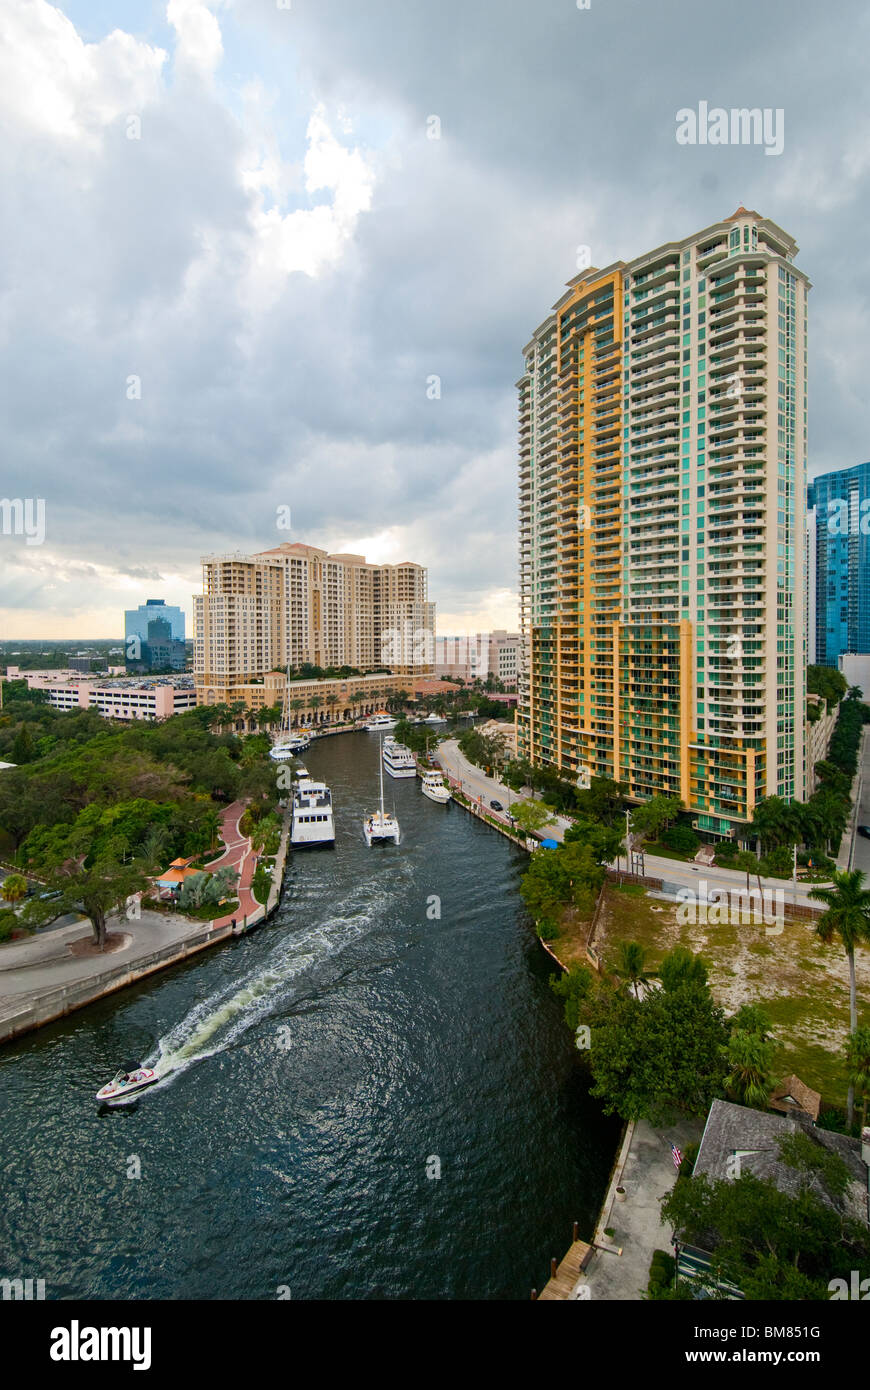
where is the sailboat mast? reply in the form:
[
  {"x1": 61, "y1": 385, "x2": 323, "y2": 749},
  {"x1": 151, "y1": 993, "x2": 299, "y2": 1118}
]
[{"x1": 379, "y1": 734, "x2": 385, "y2": 817}]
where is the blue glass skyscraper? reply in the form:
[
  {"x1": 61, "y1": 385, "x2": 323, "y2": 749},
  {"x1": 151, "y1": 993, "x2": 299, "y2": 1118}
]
[
  {"x1": 812, "y1": 462, "x2": 870, "y2": 667},
  {"x1": 124, "y1": 599, "x2": 186, "y2": 671}
]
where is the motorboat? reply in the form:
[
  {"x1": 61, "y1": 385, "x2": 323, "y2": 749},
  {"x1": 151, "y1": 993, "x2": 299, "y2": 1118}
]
[
  {"x1": 96, "y1": 1066, "x2": 157, "y2": 1104},
  {"x1": 291, "y1": 778, "x2": 336, "y2": 847},
  {"x1": 364, "y1": 736, "x2": 401, "y2": 845},
  {"x1": 424, "y1": 713, "x2": 445, "y2": 724},
  {"x1": 383, "y1": 740, "x2": 417, "y2": 779},
  {"x1": 364, "y1": 712, "x2": 398, "y2": 731},
  {"x1": 421, "y1": 770, "x2": 452, "y2": 804}
]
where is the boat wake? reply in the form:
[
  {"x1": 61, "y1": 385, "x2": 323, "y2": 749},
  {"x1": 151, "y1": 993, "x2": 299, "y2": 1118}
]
[{"x1": 139, "y1": 913, "x2": 371, "y2": 1091}]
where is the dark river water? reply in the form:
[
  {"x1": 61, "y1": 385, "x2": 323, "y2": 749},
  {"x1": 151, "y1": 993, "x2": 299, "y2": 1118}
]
[{"x1": 0, "y1": 732, "x2": 620, "y2": 1300}]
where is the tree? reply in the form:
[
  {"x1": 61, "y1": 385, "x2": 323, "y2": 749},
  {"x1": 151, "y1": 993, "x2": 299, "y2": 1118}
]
[
  {"x1": 11, "y1": 724, "x2": 33, "y2": 765},
  {"x1": 659, "y1": 944, "x2": 709, "y2": 993},
  {"x1": 734, "y1": 849, "x2": 762, "y2": 895},
  {"x1": 585, "y1": 983, "x2": 729, "y2": 1124},
  {"x1": 1, "y1": 873, "x2": 28, "y2": 904},
  {"x1": 325, "y1": 694, "x2": 339, "y2": 721},
  {"x1": 809, "y1": 868, "x2": 870, "y2": 1127},
  {"x1": 289, "y1": 698, "x2": 305, "y2": 727},
  {"x1": 512, "y1": 800, "x2": 555, "y2": 835},
  {"x1": 612, "y1": 941, "x2": 657, "y2": 1000},
  {"x1": 630, "y1": 794, "x2": 683, "y2": 842},
  {"x1": 25, "y1": 857, "x2": 148, "y2": 951},
  {"x1": 575, "y1": 777, "x2": 626, "y2": 827},
  {"x1": 662, "y1": 1138, "x2": 870, "y2": 1299},
  {"x1": 563, "y1": 817, "x2": 623, "y2": 866},
  {"x1": 845, "y1": 1026, "x2": 870, "y2": 1138},
  {"x1": 724, "y1": 1028, "x2": 776, "y2": 1108}
]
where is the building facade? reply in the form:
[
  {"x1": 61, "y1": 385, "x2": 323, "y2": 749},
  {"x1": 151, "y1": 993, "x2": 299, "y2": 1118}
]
[
  {"x1": 435, "y1": 631, "x2": 520, "y2": 687},
  {"x1": 14, "y1": 670, "x2": 196, "y2": 720},
  {"x1": 125, "y1": 598, "x2": 187, "y2": 672},
  {"x1": 194, "y1": 544, "x2": 434, "y2": 704},
  {"x1": 811, "y1": 463, "x2": 870, "y2": 668},
  {"x1": 518, "y1": 209, "x2": 809, "y2": 837}
]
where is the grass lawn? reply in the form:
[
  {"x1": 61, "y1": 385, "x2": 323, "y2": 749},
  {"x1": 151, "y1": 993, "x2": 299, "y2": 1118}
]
[
  {"x1": 593, "y1": 882, "x2": 870, "y2": 1109},
  {"x1": 548, "y1": 901, "x2": 596, "y2": 970}
]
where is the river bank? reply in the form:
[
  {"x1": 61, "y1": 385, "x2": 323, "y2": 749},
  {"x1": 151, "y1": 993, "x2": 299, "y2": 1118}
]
[{"x1": 0, "y1": 801, "x2": 292, "y2": 1044}]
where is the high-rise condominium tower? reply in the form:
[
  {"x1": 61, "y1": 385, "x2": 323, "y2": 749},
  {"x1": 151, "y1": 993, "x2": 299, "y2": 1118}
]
[
  {"x1": 518, "y1": 209, "x2": 809, "y2": 837},
  {"x1": 193, "y1": 544, "x2": 434, "y2": 700}
]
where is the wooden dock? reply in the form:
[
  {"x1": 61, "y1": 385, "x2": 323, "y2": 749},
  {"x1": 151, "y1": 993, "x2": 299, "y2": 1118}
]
[{"x1": 535, "y1": 1240, "x2": 593, "y2": 1300}]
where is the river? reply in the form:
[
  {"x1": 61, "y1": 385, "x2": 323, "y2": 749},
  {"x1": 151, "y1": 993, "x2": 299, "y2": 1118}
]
[{"x1": 0, "y1": 731, "x2": 620, "y2": 1299}]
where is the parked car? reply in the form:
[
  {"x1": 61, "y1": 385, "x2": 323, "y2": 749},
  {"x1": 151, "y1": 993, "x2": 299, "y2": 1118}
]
[
  {"x1": 858, "y1": 825, "x2": 870, "y2": 839},
  {"x1": 490, "y1": 799, "x2": 504, "y2": 812}
]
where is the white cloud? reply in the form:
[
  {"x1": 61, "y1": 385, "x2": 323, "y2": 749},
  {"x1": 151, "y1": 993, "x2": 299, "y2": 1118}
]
[
  {"x1": 166, "y1": 0, "x2": 224, "y2": 79},
  {"x1": 246, "y1": 104, "x2": 376, "y2": 279},
  {"x1": 0, "y1": 0, "x2": 165, "y2": 141}
]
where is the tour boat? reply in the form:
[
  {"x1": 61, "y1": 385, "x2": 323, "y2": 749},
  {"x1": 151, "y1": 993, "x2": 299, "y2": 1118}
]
[
  {"x1": 364, "y1": 711, "x2": 398, "y2": 731},
  {"x1": 291, "y1": 777, "x2": 336, "y2": 848},
  {"x1": 364, "y1": 737, "x2": 401, "y2": 845},
  {"x1": 96, "y1": 1067, "x2": 157, "y2": 1104},
  {"x1": 383, "y1": 740, "x2": 417, "y2": 779},
  {"x1": 420, "y1": 770, "x2": 452, "y2": 804}
]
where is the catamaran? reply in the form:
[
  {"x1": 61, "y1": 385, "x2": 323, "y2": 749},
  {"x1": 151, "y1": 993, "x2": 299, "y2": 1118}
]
[
  {"x1": 420, "y1": 769, "x2": 452, "y2": 804},
  {"x1": 364, "y1": 736, "x2": 401, "y2": 845},
  {"x1": 383, "y1": 740, "x2": 417, "y2": 779}
]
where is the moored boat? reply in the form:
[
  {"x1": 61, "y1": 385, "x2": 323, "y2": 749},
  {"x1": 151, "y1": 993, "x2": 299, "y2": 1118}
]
[
  {"x1": 383, "y1": 741, "x2": 417, "y2": 779},
  {"x1": 420, "y1": 770, "x2": 452, "y2": 804}
]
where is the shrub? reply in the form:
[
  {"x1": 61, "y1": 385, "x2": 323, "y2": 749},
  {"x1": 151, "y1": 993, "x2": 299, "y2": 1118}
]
[
  {"x1": 536, "y1": 917, "x2": 560, "y2": 941},
  {"x1": 647, "y1": 1249, "x2": 675, "y2": 1297},
  {"x1": 661, "y1": 825, "x2": 700, "y2": 855}
]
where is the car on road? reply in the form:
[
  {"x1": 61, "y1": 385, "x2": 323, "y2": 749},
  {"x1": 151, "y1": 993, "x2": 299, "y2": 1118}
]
[
  {"x1": 490, "y1": 799, "x2": 504, "y2": 812},
  {"x1": 858, "y1": 825, "x2": 870, "y2": 839}
]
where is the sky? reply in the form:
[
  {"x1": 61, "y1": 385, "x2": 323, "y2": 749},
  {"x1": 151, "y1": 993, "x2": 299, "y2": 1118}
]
[{"x1": 1, "y1": 0, "x2": 870, "y2": 638}]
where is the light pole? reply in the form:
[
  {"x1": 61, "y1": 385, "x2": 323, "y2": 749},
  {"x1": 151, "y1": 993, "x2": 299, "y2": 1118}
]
[{"x1": 625, "y1": 808, "x2": 632, "y2": 876}]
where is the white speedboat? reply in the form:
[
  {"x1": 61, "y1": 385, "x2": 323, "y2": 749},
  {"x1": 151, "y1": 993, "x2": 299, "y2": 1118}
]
[
  {"x1": 424, "y1": 713, "x2": 445, "y2": 724},
  {"x1": 96, "y1": 1067, "x2": 157, "y2": 1104},
  {"x1": 383, "y1": 741, "x2": 417, "y2": 779},
  {"x1": 364, "y1": 712, "x2": 398, "y2": 731},
  {"x1": 421, "y1": 770, "x2": 452, "y2": 804},
  {"x1": 364, "y1": 736, "x2": 401, "y2": 845},
  {"x1": 291, "y1": 777, "x2": 336, "y2": 847}
]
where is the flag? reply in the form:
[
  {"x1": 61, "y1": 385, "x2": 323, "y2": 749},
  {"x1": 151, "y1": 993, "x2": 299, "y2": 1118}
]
[{"x1": 671, "y1": 1144, "x2": 682, "y2": 1169}]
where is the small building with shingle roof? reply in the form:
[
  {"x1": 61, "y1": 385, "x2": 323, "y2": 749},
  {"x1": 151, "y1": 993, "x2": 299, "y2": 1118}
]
[{"x1": 768, "y1": 1073, "x2": 822, "y2": 1121}]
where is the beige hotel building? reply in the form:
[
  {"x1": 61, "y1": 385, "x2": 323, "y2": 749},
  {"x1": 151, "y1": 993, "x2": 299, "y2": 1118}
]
[{"x1": 194, "y1": 543, "x2": 434, "y2": 708}]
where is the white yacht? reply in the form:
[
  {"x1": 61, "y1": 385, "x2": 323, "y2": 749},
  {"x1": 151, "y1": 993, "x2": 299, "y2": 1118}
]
[
  {"x1": 364, "y1": 737, "x2": 400, "y2": 845},
  {"x1": 423, "y1": 713, "x2": 445, "y2": 724},
  {"x1": 420, "y1": 769, "x2": 452, "y2": 804},
  {"x1": 291, "y1": 777, "x2": 336, "y2": 848},
  {"x1": 364, "y1": 711, "x2": 398, "y2": 732},
  {"x1": 383, "y1": 740, "x2": 417, "y2": 779}
]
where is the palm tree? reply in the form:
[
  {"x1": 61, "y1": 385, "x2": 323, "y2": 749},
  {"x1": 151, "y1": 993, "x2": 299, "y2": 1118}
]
[
  {"x1": 809, "y1": 869, "x2": 870, "y2": 1127},
  {"x1": 724, "y1": 1028, "x2": 776, "y2": 1108},
  {"x1": 2, "y1": 873, "x2": 28, "y2": 905},
  {"x1": 200, "y1": 807, "x2": 222, "y2": 855},
  {"x1": 289, "y1": 698, "x2": 305, "y2": 729},
  {"x1": 325, "y1": 693, "x2": 339, "y2": 724},
  {"x1": 846, "y1": 1026, "x2": 870, "y2": 1138},
  {"x1": 309, "y1": 694, "x2": 323, "y2": 725},
  {"x1": 612, "y1": 941, "x2": 657, "y2": 1000}
]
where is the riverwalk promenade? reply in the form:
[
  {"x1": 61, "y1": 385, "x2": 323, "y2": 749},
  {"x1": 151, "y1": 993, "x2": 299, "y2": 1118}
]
[{"x1": 0, "y1": 801, "x2": 291, "y2": 1044}]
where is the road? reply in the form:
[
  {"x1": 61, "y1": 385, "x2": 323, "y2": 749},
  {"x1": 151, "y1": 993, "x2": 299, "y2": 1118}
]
[
  {"x1": 436, "y1": 739, "x2": 829, "y2": 908},
  {"x1": 846, "y1": 728, "x2": 870, "y2": 875}
]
